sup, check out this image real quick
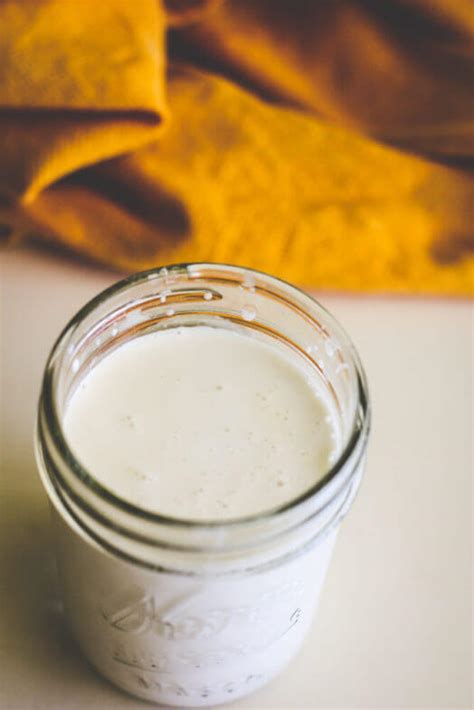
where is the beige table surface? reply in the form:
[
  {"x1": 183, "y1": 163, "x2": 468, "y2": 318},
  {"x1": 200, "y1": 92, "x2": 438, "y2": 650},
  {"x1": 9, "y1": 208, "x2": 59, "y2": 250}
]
[{"x1": 1, "y1": 246, "x2": 472, "y2": 710}]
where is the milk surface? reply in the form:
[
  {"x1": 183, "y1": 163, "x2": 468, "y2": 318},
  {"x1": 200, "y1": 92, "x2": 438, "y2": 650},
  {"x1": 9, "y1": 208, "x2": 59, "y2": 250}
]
[{"x1": 64, "y1": 326, "x2": 339, "y2": 520}]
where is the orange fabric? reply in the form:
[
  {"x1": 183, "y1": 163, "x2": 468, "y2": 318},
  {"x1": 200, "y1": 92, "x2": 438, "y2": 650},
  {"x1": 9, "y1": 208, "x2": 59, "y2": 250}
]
[{"x1": 0, "y1": 0, "x2": 473, "y2": 294}]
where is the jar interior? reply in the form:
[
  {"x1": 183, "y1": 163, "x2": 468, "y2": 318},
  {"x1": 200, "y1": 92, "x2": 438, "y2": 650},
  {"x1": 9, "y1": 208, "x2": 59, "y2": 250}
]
[{"x1": 52, "y1": 265, "x2": 359, "y2": 483}]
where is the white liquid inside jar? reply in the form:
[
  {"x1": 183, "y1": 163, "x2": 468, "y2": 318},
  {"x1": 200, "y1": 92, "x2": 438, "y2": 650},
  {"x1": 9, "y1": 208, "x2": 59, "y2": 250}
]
[{"x1": 64, "y1": 326, "x2": 340, "y2": 520}]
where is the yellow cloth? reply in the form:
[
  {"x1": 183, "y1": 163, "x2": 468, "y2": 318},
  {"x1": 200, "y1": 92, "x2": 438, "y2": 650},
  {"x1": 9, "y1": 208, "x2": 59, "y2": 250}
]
[{"x1": 1, "y1": 0, "x2": 473, "y2": 294}]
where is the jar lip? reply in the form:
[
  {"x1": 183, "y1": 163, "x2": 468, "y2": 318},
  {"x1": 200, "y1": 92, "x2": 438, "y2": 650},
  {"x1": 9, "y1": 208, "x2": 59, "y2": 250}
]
[{"x1": 40, "y1": 262, "x2": 371, "y2": 531}]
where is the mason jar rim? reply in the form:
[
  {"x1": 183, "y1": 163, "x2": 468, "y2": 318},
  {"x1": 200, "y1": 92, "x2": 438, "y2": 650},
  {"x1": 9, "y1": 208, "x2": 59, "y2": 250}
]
[{"x1": 38, "y1": 262, "x2": 370, "y2": 535}]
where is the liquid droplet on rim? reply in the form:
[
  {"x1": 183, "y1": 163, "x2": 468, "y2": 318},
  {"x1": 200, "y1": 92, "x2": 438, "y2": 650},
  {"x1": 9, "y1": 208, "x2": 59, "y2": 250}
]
[
  {"x1": 203, "y1": 291, "x2": 213, "y2": 301},
  {"x1": 127, "y1": 310, "x2": 142, "y2": 327},
  {"x1": 241, "y1": 305, "x2": 256, "y2": 322},
  {"x1": 242, "y1": 274, "x2": 256, "y2": 290},
  {"x1": 324, "y1": 340, "x2": 336, "y2": 357},
  {"x1": 165, "y1": 307, "x2": 175, "y2": 317}
]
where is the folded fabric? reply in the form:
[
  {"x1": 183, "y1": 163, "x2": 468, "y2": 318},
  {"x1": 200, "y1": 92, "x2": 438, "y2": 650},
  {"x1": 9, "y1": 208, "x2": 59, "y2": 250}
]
[{"x1": 1, "y1": 0, "x2": 473, "y2": 294}]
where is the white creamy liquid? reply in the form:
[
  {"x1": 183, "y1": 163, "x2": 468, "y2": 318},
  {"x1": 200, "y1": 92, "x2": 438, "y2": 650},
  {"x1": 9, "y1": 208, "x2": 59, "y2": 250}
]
[{"x1": 64, "y1": 326, "x2": 339, "y2": 520}]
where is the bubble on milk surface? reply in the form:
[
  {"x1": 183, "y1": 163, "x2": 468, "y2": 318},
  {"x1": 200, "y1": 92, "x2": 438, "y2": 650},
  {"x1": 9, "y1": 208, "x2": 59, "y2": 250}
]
[
  {"x1": 123, "y1": 414, "x2": 136, "y2": 429},
  {"x1": 126, "y1": 465, "x2": 151, "y2": 482}
]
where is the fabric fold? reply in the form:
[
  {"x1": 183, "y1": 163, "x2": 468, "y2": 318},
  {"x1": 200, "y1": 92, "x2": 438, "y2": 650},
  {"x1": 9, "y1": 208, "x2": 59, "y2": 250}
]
[
  {"x1": 169, "y1": 0, "x2": 474, "y2": 160},
  {"x1": 0, "y1": 0, "x2": 168, "y2": 200}
]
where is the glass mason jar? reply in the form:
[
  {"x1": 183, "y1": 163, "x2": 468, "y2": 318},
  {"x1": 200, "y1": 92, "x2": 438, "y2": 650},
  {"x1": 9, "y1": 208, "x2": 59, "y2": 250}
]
[{"x1": 35, "y1": 263, "x2": 370, "y2": 707}]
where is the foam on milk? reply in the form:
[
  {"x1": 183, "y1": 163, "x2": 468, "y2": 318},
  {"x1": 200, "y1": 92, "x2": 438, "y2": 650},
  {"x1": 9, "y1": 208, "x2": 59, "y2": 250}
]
[{"x1": 64, "y1": 326, "x2": 340, "y2": 520}]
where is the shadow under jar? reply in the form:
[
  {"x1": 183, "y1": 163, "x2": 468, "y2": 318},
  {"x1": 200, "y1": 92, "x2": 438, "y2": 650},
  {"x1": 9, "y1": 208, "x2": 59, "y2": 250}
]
[{"x1": 35, "y1": 263, "x2": 370, "y2": 707}]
